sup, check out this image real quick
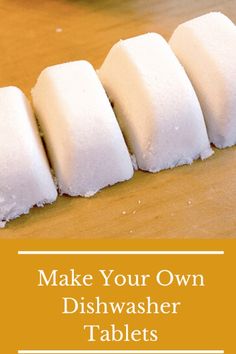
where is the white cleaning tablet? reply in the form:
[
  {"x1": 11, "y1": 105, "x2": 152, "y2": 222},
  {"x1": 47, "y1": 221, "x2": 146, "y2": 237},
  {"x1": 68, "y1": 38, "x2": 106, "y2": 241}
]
[
  {"x1": 99, "y1": 33, "x2": 212, "y2": 172},
  {"x1": 0, "y1": 86, "x2": 57, "y2": 227},
  {"x1": 32, "y1": 60, "x2": 133, "y2": 196},
  {"x1": 169, "y1": 12, "x2": 236, "y2": 148}
]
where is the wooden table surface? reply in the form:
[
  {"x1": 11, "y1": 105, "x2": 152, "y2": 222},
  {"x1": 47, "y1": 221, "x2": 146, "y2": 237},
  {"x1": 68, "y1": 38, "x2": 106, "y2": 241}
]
[{"x1": 1, "y1": 0, "x2": 236, "y2": 238}]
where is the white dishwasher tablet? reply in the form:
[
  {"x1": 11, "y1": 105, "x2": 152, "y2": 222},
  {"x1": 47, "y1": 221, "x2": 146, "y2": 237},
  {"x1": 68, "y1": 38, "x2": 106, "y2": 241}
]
[
  {"x1": 0, "y1": 86, "x2": 57, "y2": 227},
  {"x1": 169, "y1": 12, "x2": 236, "y2": 148},
  {"x1": 32, "y1": 60, "x2": 133, "y2": 196},
  {"x1": 99, "y1": 33, "x2": 212, "y2": 172}
]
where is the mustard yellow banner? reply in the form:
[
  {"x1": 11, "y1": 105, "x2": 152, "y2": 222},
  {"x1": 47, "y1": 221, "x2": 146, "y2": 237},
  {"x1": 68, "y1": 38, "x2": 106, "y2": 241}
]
[{"x1": 0, "y1": 239, "x2": 235, "y2": 353}]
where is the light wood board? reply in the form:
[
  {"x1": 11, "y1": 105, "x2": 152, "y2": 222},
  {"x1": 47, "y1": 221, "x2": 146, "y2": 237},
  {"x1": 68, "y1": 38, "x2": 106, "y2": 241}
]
[{"x1": 1, "y1": 0, "x2": 236, "y2": 238}]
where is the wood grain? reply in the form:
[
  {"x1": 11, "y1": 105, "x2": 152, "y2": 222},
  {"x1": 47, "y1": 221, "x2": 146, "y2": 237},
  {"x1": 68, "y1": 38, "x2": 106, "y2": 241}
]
[{"x1": 0, "y1": 0, "x2": 236, "y2": 238}]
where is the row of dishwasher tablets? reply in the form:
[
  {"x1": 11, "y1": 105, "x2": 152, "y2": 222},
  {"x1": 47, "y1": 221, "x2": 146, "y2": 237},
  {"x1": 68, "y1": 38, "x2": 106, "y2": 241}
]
[{"x1": 1, "y1": 12, "x2": 236, "y2": 227}]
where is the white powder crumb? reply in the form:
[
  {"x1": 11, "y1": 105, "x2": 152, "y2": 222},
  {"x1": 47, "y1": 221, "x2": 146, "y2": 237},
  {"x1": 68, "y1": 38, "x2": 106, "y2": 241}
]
[
  {"x1": 122, "y1": 210, "x2": 126, "y2": 215},
  {"x1": 129, "y1": 230, "x2": 133, "y2": 234},
  {"x1": 138, "y1": 200, "x2": 141, "y2": 204},
  {"x1": 84, "y1": 190, "x2": 97, "y2": 197},
  {"x1": 188, "y1": 200, "x2": 192, "y2": 205},
  {"x1": 0, "y1": 221, "x2": 6, "y2": 228},
  {"x1": 175, "y1": 126, "x2": 179, "y2": 131},
  {"x1": 132, "y1": 210, "x2": 136, "y2": 214},
  {"x1": 56, "y1": 28, "x2": 63, "y2": 33}
]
